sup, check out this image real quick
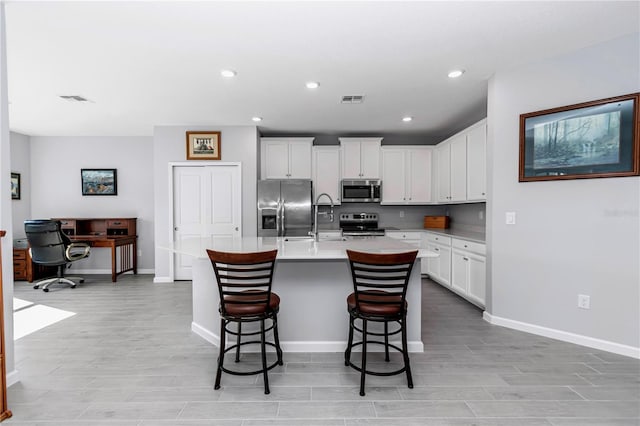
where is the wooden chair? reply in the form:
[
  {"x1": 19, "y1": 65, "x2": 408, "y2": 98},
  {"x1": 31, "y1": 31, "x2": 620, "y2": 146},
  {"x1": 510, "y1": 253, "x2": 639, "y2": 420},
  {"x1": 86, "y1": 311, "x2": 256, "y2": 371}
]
[
  {"x1": 344, "y1": 249, "x2": 418, "y2": 396},
  {"x1": 206, "y1": 249, "x2": 283, "y2": 394}
]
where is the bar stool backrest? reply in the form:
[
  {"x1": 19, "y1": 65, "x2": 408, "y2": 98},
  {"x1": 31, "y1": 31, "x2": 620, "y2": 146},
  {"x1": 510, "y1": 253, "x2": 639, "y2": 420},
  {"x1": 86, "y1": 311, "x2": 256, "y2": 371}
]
[
  {"x1": 346, "y1": 249, "x2": 418, "y2": 317},
  {"x1": 206, "y1": 249, "x2": 278, "y2": 317}
]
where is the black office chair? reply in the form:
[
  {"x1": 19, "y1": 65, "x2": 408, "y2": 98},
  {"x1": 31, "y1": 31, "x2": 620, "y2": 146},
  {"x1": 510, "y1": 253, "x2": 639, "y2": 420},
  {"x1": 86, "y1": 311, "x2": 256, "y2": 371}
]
[
  {"x1": 344, "y1": 249, "x2": 418, "y2": 396},
  {"x1": 24, "y1": 220, "x2": 90, "y2": 292}
]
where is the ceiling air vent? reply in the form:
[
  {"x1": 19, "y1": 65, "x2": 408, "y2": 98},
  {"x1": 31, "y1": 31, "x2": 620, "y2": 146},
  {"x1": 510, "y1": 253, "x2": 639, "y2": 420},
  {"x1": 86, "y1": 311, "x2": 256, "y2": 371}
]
[
  {"x1": 59, "y1": 95, "x2": 90, "y2": 102},
  {"x1": 340, "y1": 95, "x2": 364, "y2": 104}
]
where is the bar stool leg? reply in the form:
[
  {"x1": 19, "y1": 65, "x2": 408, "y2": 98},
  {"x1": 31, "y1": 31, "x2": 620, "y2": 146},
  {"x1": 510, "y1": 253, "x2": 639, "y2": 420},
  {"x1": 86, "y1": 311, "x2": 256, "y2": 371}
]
[
  {"x1": 384, "y1": 322, "x2": 390, "y2": 362},
  {"x1": 272, "y1": 315, "x2": 284, "y2": 366},
  {"x1": 345, "y1": 314, "x2": 354, "y2": 366},
  {"x1": 401, "y1": 317, "x2": 413, "y2": 389},
  {"x1": 359, "y1": 318, "x2": 368, "y2": 397},
  {"x1": 214, "y1": 318, "x2": 227, "y2": 390},
  {"x1": 260, "y1": 319, "x2": 270, "y2": 394},
  {"x1": 235, "y1": 322, "x2": 242, "y2": 362}
]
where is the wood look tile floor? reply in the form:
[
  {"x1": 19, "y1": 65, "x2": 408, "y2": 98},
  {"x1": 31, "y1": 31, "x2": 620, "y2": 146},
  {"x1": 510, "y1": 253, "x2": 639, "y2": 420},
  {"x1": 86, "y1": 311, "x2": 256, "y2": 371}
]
[{"x1": 7, "y1": 274, "x2": 640, "y2": 425}]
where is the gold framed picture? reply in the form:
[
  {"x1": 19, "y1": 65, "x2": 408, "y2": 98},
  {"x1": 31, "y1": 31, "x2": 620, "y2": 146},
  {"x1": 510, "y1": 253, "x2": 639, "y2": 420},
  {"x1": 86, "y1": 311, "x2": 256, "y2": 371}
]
[{"x1": 186, "y1": 131, "x2": 221, "y2": 160}]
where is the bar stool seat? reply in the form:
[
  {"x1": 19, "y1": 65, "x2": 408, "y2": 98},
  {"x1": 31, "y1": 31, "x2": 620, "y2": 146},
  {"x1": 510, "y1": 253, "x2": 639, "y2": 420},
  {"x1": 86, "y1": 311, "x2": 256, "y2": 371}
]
[
  {"x1": 207, "y1": 249, "x2": 283, "y2": 395},
  {"x1": 344, "y1": 249, "x2": 418, "y2": 396}
]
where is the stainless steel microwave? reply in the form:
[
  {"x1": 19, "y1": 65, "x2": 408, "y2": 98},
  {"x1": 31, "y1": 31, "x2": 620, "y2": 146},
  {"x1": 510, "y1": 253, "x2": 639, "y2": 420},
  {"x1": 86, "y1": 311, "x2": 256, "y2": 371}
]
[{"x1": 341, "y1": 179, "x2": 381, "y2": 203}]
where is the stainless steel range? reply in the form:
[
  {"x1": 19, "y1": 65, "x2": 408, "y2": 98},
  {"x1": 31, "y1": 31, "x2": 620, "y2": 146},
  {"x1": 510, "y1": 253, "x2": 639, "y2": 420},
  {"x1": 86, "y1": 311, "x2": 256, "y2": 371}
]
[{"x1": 339, "y1": 213, "x2": 385, "y2": 236}]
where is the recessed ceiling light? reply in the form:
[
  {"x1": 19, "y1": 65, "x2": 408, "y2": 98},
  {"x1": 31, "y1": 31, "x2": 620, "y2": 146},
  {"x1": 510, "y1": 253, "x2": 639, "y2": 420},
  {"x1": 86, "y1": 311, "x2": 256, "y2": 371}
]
[
  {"x1": 306, "y1": 81, "x2": 320, "y2": 89},
  {"x1": 448, "y1": 69, "x2": 465, "y2": 78},
  {"x1": 221, "y1": 69, "x2": 237, "y2": 78},
  {"x1": 252, "y1": 117, "x2": 263, "y2": 122},
  {"x1": 402, "y1": 116, "x2": 413, "y2": 122}
]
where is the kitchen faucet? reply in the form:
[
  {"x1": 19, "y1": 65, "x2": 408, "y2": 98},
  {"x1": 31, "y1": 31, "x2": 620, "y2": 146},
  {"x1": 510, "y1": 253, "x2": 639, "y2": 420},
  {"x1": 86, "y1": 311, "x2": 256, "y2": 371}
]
[{"x1": 311, "y1": 193, "x2": 334, "y2": 241}]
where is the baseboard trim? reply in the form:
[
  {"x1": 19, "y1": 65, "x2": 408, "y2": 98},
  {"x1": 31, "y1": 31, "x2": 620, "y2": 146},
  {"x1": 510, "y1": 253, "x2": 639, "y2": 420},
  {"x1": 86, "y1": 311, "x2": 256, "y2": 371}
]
[
  {"x1": 153, "y1": 276, "x2": 174, "y2": 283},
  {"x1": 192, "y1": 322, "x2": 219, "y2": 346},
  {"x1": 483, "y1": 312, "x2": 640, "y2": 359},
  {"x1": 71, "y1": 269, "x2": 154, "y2": 275},
  {"x1": 6, "y1": 369, "x2": 20, "y2": 387}
]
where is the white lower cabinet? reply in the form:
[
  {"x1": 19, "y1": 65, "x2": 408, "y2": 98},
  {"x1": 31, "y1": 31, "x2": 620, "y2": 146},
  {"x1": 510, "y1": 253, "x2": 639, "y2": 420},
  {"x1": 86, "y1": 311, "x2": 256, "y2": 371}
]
[
  {"x1": 386, "y1": 231, "x2": 425, "y2": 273},
  {"x1": 450, "y1": 238, "x2": 486, "y2": 307},
  {"x1": 423, "y1": 233, "x2": 452, "y2": 285},
  {"x1": 424, "y1": 232, "x2": 485, "y2": 308}
]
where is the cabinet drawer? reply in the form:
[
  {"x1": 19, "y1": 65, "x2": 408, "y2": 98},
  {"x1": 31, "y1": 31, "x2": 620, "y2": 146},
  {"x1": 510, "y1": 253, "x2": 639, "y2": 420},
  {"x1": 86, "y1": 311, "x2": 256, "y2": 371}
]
[
  {"x1": 13, "y1": 250, "x2": 26, "y2": 260},
  {"x1": 14, "y1": 269, "x2": 27, "y2": 280},
  {"x1": 387, "y1": 231, "x2": 422, "y2": 240},
  {"x1": 58, "y1": 219, "x2": 76, "y2": 227},
  {"x1": 106, "y1": 219, "x2": 129, "y2": 228},
  {"x1": 425, "y1": 233, "x2": 452, "y2": 246},
  {"x1": 452, "y1": 238, "x2": 485, "y2": 255}
]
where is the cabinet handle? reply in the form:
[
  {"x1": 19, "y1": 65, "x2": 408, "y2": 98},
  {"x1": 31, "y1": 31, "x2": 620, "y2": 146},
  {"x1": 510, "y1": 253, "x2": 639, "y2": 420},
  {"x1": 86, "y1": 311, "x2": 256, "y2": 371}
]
[
  {"x1": 463, "y1": 257, "x2": 469, "y2": 261},
  {"x1": 434, "y1": 248, "x2": 439, "y2": 251}
]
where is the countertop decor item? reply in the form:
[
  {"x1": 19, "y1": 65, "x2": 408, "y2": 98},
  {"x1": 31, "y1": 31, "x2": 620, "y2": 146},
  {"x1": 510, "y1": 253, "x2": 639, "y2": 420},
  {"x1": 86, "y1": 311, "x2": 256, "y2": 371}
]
[
  {"x1": 424, "y1": 216, "x2": 450, "y2": 229},
  {"x1": 186, "y1": 131, "x2": 221, "y2": 160},
  {"x1": 519, "y1": 92, "x2": 639, "y2": 182}
]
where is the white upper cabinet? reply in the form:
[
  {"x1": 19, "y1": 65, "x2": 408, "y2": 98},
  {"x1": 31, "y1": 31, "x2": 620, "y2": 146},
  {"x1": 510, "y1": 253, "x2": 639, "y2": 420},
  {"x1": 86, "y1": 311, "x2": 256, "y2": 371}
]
[
  {"x1": 381, "y1": 147, "x2": 432, "y2": 204},
  {"x1": 466, "y1": 122, "x2": 487, "y2": 201},
  {"x1": 339, "y1": 137, "x2": 382, "y2": 179},
  {"x1": 260, "y1": 137, "x2": 313, "y2": 179},
  {"x1": 434, "y1": 119, "x2": 487, "y2": 203},
  {"x1": 312, "y1": 146, "x2": 342, "y2": 205}
]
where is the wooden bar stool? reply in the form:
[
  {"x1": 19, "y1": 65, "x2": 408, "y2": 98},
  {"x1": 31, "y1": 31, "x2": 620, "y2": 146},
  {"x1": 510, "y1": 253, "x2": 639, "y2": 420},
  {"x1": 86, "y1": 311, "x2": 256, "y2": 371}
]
[
  {"x1": 344, "y1": 249, "x2": 418, "y2": 396},
  {"x1": 206, "y1": 249, "x2": 283, "y2": 394}
]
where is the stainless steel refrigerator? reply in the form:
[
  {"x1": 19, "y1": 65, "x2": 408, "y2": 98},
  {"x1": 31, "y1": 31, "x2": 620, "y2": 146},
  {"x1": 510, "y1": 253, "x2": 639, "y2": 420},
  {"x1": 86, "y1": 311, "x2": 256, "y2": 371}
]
[{"x1": 257, "y1": 179, "x2": 312, "y2": 237}]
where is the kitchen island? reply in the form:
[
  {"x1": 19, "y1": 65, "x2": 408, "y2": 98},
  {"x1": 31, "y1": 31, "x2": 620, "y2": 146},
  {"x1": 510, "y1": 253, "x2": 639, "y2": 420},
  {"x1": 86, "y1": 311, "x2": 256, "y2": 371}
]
[{"x1": 168, "y1": 236, "x2": 437, "y2": 352}]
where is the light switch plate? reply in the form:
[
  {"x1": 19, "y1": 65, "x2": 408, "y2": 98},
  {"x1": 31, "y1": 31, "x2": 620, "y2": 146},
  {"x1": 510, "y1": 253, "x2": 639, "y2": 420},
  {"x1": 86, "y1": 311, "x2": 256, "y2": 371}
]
[{"x1": 506, "y1": 211, "x2": 516, "y2": 225}]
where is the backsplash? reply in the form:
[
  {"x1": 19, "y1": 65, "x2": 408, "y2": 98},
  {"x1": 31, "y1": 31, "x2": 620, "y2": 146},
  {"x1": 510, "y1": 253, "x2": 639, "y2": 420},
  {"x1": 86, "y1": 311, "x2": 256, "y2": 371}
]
[{"x1": 316, "y1": 203, "x2": 486, "y2": 233}]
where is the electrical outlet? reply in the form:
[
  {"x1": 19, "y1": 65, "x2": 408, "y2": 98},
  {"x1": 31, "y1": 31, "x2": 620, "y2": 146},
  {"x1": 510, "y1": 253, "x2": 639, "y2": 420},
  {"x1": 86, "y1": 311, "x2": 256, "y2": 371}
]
[
  {"x1": 479, "y1": 210, "x2": 484, "y2": 220},
  {"x1": 578, "y1": 294, "x2": 591, "y2": 309},
  {"x1": 138, "y1": 249, "x2": 142, "y2": 257},
  {"x1": 399, "y1": 211, "x2": 404, "y2": 218},
  {"x1": 505, "y1": 211, "x2": 516, "y2": 225}
]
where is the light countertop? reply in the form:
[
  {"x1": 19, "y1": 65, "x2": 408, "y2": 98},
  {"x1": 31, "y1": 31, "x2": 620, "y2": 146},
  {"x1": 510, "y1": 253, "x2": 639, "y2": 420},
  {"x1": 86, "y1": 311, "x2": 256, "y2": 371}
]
[
  {"x1": 163, "y1": 236, "x2": 438, "y2": 260},
  {"x1": 387, "y1": 227, "x2": 485, "y2": 243}
]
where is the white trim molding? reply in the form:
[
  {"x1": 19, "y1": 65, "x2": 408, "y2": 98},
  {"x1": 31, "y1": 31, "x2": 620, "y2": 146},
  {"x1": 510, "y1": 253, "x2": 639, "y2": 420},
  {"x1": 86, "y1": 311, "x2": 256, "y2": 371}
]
[{"x1": 484, "y1": 312, "x2": 640, "y2": 359}]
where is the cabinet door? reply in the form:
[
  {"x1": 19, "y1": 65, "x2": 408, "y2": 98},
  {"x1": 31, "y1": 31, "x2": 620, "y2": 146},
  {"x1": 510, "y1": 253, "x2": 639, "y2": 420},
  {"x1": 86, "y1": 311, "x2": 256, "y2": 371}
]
[
  {"x1": 407, "y1": 148, "x2": 432, "y2": 203},
  {"x1": 312, "y1": 147, "x2": 342, "y2": 204},
  {"x1": 436, "y1": 143, "x2": 451, "y2": 202},
  {"x1": 359, "y1": 140, "x2": 381, "y2": 179},
  {"x1": 262, "y1": 141, "x2": 290, "y2": 179},
  {"x1": 425, "y1": 242, "x2": 440, "y2": 278},
  {"x1": 451, "y1": 249, "x2": 468, "y2": 295},
  {"x1": 288, "y1": 140, "x2": 312, "y2": 179},
  {"x1": 466, "y1": 123, "x2": 486, "y2": 201},
  {"x1": 449, "y1": 134, "x2": 467, "y2": 202},
  {"x1": 381, "y1": 149, "x2": 406, "y2": 204},
  {"x1": 341, "y1": 142, "x2": 363, "y2": 179},
  {"x1": 467, "y1": 253, "x2": 486, "y2": 306}
]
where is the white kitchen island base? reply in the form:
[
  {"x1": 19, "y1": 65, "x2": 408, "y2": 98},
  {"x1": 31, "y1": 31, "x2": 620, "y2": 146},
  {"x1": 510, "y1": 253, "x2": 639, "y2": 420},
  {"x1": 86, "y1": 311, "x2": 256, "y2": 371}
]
[{"x1": 170, "y1": 236, "x2": 434, "y2": 353}]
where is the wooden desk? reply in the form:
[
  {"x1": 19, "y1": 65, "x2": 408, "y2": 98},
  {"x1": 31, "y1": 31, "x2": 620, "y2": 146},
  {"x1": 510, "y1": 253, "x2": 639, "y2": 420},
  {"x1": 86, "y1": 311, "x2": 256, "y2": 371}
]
[{"x1": 54, "y1": 218, "x2": 137, "y2": 283}]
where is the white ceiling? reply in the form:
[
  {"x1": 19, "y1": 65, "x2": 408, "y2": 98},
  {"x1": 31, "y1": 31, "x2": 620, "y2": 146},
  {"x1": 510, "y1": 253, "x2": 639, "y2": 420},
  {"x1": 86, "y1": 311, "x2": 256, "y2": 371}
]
[{"x1": 4, "y1": 1, "x2": 639, "y2": 142}]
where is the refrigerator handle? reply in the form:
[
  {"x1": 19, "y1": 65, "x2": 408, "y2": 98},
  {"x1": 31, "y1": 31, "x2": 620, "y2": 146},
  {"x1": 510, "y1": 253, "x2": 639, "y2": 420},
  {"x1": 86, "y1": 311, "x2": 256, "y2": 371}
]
[
  {"x1": 276, "y1": 200, "x2": 282, "y2": 237},
  {"x1": 281, "y1": 199, "x2": 286, "y2": 235}
]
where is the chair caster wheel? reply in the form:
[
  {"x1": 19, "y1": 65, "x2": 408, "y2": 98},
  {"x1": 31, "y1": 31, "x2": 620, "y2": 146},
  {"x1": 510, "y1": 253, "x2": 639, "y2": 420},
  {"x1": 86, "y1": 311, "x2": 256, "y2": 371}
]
[
  {"x1": 79, "y1": 279, "x2": 84, "y2": 283},
  {"x1": 43, "y1": 288, "x2": 49, "y2": 293},
  {"x1": 71, "y1": 285, "x2": 77, "y2": 289},
  {"x1": 33, "y1": 285, "x2": 39, "y2": 290}
]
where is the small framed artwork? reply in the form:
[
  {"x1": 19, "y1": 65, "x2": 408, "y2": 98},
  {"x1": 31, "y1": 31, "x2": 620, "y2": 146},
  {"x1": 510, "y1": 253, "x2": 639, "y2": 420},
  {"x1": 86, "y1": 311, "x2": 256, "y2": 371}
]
[
  {"x1": 81, "y1": 169, "x2": 118, "y2": 196},
  {"x1": 519, "y1": 93, "x2": 640, "y2": 182},
  {"x1": 186, "y1": 131, "x2": 221, "y2": 160},
  {"x1": 10, "y1": 172, "x2": 20, "y2": 200}
]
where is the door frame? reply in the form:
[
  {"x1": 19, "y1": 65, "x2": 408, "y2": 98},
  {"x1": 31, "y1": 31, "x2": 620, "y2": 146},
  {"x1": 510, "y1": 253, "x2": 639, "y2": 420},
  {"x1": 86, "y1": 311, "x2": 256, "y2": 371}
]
[{"x1": 168, "y1": 161, "x2": 242, "y2": 281}]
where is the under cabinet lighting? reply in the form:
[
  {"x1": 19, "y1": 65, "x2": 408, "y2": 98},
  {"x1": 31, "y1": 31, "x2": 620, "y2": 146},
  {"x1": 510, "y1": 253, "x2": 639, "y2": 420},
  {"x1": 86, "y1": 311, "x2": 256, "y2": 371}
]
[
  {"x1": 252, "y1": 117, "x2": 263, "y2": 122},
  {"x1": 402, "y1": 116, "x2": 413, "y2": 122},
  {"x1": 448, "y1": 69, "x2": 465, "y2": 78},
  {"x1": 221, "y1": 69, "x2": 237, "y2": 78},
  {"x1": 306, "y1": 81, "x2": 320, "y2": 89}
]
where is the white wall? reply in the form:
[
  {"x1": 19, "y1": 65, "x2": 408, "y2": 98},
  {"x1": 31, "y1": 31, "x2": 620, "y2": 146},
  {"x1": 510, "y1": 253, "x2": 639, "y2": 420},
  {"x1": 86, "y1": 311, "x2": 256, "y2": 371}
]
[
  {"x1": 487, "y1": 33, "x2": 640, "y2": 354},
  {"x1": 153, "y1": 125, "x2": 259, "y2": 281},
  {"x1": 29, "y1": 136, "x2": 155, "y2": 272},
  {"x1": 10, "y1": 131, "x2": 30, "y2": 238}
]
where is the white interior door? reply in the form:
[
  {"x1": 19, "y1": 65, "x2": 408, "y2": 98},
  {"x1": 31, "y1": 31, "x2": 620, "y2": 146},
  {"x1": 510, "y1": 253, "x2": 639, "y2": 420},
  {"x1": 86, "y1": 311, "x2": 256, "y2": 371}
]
[{"x1": 173, "y1": 164, "x2": 241, "y2": 280}]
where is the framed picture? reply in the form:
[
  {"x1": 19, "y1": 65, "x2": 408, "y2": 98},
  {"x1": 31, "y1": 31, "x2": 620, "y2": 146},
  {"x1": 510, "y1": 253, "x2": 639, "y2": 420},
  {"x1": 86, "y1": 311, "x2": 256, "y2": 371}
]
[
  {"x1": 81, "y1": 169, "x2": 118, "y2": 196},
  {"x1": 10, "y1": 172, "x2": 20, "y2": 200},
  {"x1": 186, "y1": 131, "x2": 221, "y2": 160},
  {"x1": 519, "y1": 93, "x2": 640, "y2": 182}
]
